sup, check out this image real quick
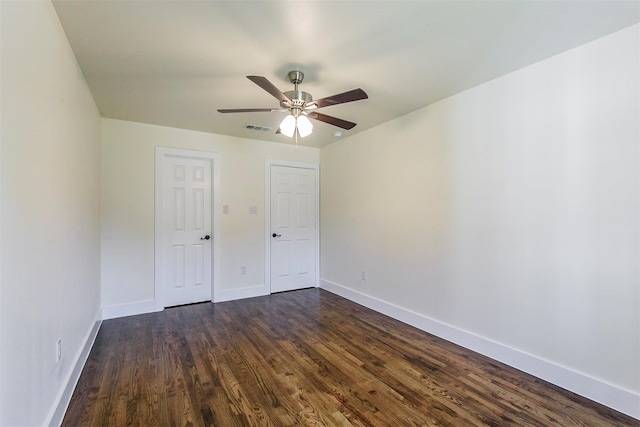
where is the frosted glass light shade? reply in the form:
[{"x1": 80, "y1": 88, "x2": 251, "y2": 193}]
[
  {"x1": 280, "y1": 114, "x2": 296, "y2": 137},
  {"x1": 297, "y1": 115, "x2": 313, "y2": 137}
]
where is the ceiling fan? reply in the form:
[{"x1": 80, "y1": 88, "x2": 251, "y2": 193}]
[{"x1": 218, "y1": 71, "x2": 368, "y2": 138}]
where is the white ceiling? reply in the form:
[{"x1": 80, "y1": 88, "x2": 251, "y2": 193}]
[{"x1": 52, "y1": 0, "x2": 639, "y2": 148}]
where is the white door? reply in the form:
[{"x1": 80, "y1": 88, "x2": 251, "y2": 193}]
[
  {"x1": 270, "y1": 165, "x2": 317, "y2": 293},
  {"x1": 162, "y1": 155, "x2": 212, "y2": 307}
]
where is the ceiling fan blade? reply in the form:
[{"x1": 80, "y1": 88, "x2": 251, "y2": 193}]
[
  {"x1": 247, "y1": 76, "x2": 291, "y2": 104},
  {"x1": 217, "y1": 108, "x2": 280, "y2": 113},
  {"x1": 308, "y1": 112, "x2": 357, "y2": 130},
  {"x1": 312, "y1": 88, "x2": 368, "y2": 109}
]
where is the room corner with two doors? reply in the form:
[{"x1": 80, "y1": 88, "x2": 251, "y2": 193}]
[{"x1": 156, "y1": 148, "x2": 318, "y2": 308}]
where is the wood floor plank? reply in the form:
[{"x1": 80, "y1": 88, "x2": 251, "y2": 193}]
[{"x1": 62, "y1": 289, "x2": 638, "y2": 426}]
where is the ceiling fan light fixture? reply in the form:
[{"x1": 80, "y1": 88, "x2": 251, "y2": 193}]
[
  {"x1": 280, "y1": 114, "x2": 296, "y2": 137},
  {"x1": 297, "y1": 115, "x2": 313, "y2": 137}
]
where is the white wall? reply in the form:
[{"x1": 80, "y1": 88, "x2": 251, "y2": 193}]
[
  {"x1": 320, "y1": 24, "x2": 639, "y2": 417},
  {"x1": 101, "y1": 119, "x2": 319, "y2": 316},
  {"x1": 0, "y1": 2, "x2": 102, "y2": 426}
]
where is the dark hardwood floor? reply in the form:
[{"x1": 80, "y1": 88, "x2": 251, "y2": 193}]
[{"x1": 63, "y1": 288, "x2": 638, "y2": 426}]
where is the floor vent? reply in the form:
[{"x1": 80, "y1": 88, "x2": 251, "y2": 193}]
[{"x1": 245, "y1": 124, "x2": 272, "y2": 132}]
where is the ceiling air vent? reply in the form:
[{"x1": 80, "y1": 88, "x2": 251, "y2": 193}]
[{"x1": 245, "y1": 124, "x2": 272, "y2": 132}]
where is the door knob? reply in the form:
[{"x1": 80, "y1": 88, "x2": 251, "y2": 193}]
[
  {"x1": 272, "y1": 233, "x2": 281, "y2": 238},
  {"x1": 201, "y1": 235, "x2": 211, "y2": 240}
]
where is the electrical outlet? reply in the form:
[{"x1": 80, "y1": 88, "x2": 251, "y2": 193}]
[
  {"x1": 56, "y1": 338, "x2": 62, "y2": 363},
  {"x1": 361, "y1": 270, "x2": 367, "y2": 281},
  {"x1": 241, "y1": 265, "x2": 247, "y2": 275}
]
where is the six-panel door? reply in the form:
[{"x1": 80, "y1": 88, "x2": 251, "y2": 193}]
[
  {"x1": 270, "y1": 165, "x2": 317, "y2": 293},
  {"x1": 162, "y1": 156, "x2": 212, "y2": 306}
]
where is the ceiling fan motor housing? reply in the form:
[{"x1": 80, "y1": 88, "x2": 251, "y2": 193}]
[{"x1": 282, "y1": 90, "x2": 313, "y2": 108}]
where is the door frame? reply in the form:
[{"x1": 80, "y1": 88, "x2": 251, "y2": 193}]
[
  {"x1": 155, "y1": 147, "x2": 220, "y2": 309},
  {"x1": 264, "y1": 159, "x2": 320, "y2": 293}
]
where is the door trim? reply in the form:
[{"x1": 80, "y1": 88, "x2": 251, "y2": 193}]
[
  {"x1": 155, "y1": 147, "x2": 220, "y2": 309},
  {"x1": 265, "y1": 159, "x2": 320, "y2": 293}
]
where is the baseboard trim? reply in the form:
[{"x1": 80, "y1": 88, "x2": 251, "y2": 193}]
[
  {"x1": 101, "y1": 299, "x2": 161, "y2": 320},
  {"x1": 102, "y1": 285, "x2": 273, "y2": 319},
  {"x1": 46, "y1": 311, "x2": 102, "y2": 427},
  {"x1": 214, "y1": 284, "x2": 269, "y2": 303},
  {"x1": 320, "y1": 278, "x2": 640, "y2": 420}
]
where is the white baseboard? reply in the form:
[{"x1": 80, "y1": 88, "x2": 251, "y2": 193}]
[
  {"x1": 214, "y1": 284, "x2": 269, "y2": 303},
  {"x1": 46, "y1": 311, "x2": 102, "y2": 427},
  {"x1": 102, "y1": 285, "x2": 271, "y2": 319},
  {"x1": 101, "y1": 299, "x2": 161, "y2": 320},
  {"x1": 320, "y1": 278, "x2": 640, "y2": 420}
]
